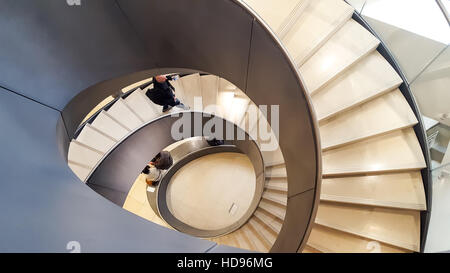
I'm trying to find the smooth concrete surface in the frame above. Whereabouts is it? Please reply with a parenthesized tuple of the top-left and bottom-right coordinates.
(167, 153, 256, 231)
(0, 87, 216, 252)
(0, 0, 151, 110)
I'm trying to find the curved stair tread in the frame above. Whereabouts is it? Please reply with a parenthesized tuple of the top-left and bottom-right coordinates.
(90, 110, 130, 141)
(300, 19, 380, 94)
(76, 124, 116, 153)
(243, 0, 308, 35)
(179, 73, 203, 111)
(254, 209, 283, 234)
(315, 202, 421, 251)
(312, 51, 402, 121)
(323, 128, 426, 176)
(68, 140, 103, 168)
(307, 224, 410, 253)
(124, 89, 160, 122)
(283, 0, 354, 66)
(248, 218, 276, 248)
(265, 179, 288, 192)
(301, 245, 322, 253)
(320, 172, 426, 210)
(320, 89, 418, 150)
(262, 191, 287, 206)
(258, 199, 286, 220)
(106, 98, 142, 131)
(265, 164, 287, 177)
(200, 75, 219, 113)
(68, 161, 91, 182)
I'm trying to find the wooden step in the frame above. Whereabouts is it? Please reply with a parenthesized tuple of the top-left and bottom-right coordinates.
(235, 226, 256, 251)
(124, 89, 160, 122)
(307, 224, 410, 253)
(258, 199, 286, 220)
(320, 90, 418, 150)
(243, 0, 309, 36)
(106, 98, 142, 131)
(320, 172, 426, 210)
(323, 128, 426, 176)
(180, 73, 203, 110)
(315, 202, 421, 251)
(68, 160, 92, 182)
(170, 78, 187, 105)
(300, 19, 380, 94)
(301, 245, 322, 253)
(90, 110, 130, 141)
(265, 179, 288, 192)
(76, 124, 116, 153)
(253, 209, 283, 234)
(262, 191, 287, 206)
(249, 218, 276, 247)
(200, 75, 219, 114)
(230, 95, 250, 125)
(247, 220, 272, 252)
(265, 164, 287, 177)
(312, 51, 403, 121)
(68, 140, 104, 168)
(283, 0, 354, 66)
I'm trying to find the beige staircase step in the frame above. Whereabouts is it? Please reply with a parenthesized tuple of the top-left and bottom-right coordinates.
(90, 110, 130, 141)
(315, 202, 421, 251)
(262, 191, 287, 206)
(320, 90, 418, 150)
(229, 94, 250, 125)
(235, 226, 257, 251)
(312, 51, 402, 121)
(243, 0, 308, 35)
(124, 89, 160, 122)
(180, 73, 203, 111)
(68, 161, 92, 182)
(106, 98, 142, 131)
(320, 172, 426, 210)
(254, 209, 283, 234)
(68, 140, 104, 168)
(301, 245, 322, 253)
(265, 164, 287, 177)
(265, 179, 288, 192)
(259, 199, 286, 220)
(300, 19, 380, 94)
(216, 90, 235, 120)
(76, 124, 116, 153)
(249, 218, 276, 247)
(170, 78, 187, 105)
(284, 0, 354, 66)
(323, 128, 426, 176)
(307, 224, 410, 253)
(200, 75, 219, 113)
(246, 220, 272, 252)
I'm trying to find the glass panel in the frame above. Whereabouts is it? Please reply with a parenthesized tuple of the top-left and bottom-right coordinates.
(361, 0, 450, 82)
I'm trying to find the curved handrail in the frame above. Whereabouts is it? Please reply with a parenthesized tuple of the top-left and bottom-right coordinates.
(153, 141, 264, 238)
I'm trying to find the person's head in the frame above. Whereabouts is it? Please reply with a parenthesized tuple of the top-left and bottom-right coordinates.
(153, 151, 173, 170)
(155, 75, 167, 83)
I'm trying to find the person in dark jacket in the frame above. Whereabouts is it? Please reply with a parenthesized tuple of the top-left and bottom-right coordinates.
(144, 74, 189, 113)
(141, 151, 173, 186)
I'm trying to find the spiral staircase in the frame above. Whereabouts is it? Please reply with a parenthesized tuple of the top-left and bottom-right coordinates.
(0, 0, 431, 253)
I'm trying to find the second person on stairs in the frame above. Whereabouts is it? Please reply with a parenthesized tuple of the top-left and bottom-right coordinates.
(144, 74, 190, 113)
